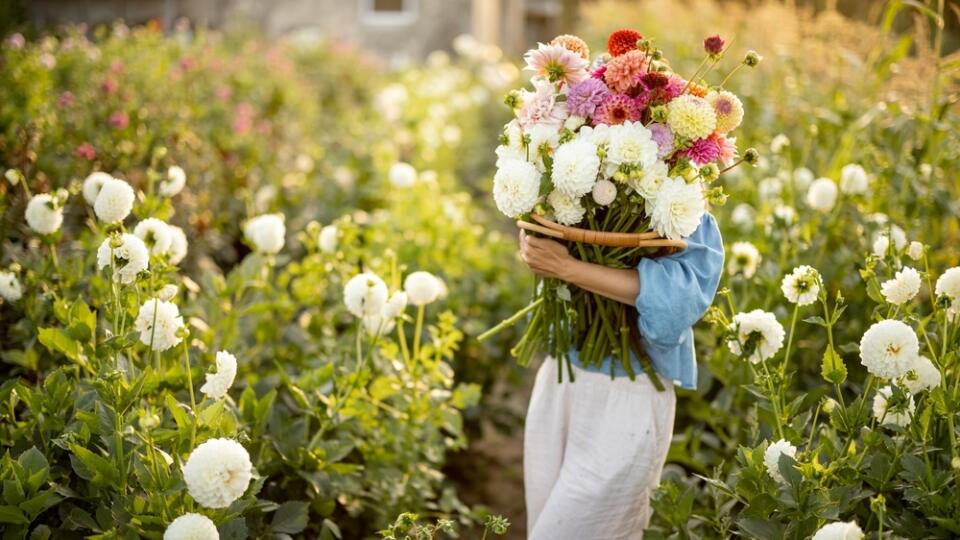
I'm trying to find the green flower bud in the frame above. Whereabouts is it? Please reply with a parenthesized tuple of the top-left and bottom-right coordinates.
(822, 397, 837, 413)
(743, 148, 760, 165)
(744, 50, 762, 67)
(650, 105, 668, 123)
(700, 163, 720, 182)
(503, 89, 521, 109)
(651, 49, 663, 60)
(705, 186, 728, 205)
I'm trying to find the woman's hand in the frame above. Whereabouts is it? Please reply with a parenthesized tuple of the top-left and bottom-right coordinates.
(518, 230, 576, 280)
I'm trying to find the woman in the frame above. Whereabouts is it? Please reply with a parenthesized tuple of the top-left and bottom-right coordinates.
(518, 211, 724, 539)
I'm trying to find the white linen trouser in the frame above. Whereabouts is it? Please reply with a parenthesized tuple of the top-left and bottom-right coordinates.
(523, 357, 676, 540)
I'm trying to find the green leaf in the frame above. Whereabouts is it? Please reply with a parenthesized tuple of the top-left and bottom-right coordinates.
(820, 345, 847, 385)
(220, 518, 249, 540)
(38, 328, 82, 363)
(0, 505, 28, 524)
(69, 445, 118, 487)
(18, 447, 48, 491)
(369, 376, 397, 401)
(271, 501, 309, 534)
(738, 517, 781, 539)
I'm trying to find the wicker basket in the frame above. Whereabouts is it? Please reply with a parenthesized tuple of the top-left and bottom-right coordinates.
(517, 213, 688, 251)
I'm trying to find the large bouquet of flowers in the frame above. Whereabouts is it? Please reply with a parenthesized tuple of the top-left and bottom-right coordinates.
(480, 29, 760, 385)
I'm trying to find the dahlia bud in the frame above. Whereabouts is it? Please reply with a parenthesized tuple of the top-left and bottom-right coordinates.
(705, 186, 727, 205)
(703, 35, 725, 56)
(651, 49, 663, 60)
(109, 233, 124, 249)
(744, 50, 762, 67)
(870, 494, 886, 515)
(700, 163, 720, 183)
(503, 89, 521, 109)
(4, 168, 22, 186)
(649, 105, 668, 123)
(952, 456, 960, 470)
(743, 148, 760, 165)
(637, 38, 651, 51)
(821, 397, 837, 413)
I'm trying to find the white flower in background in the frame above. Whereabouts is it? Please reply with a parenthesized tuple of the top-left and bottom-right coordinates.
(0, 271, 22, 302)
(183, 438, 253, 509)
(343, 272, 388, 317)
(880, 266, 921, 305)
(167, 225, 188, 265)
(666, 94, 717, 140)
(629, 160, 669, 208)
(872, 385, 915, 427)
(907, 241, 924, 261)
(551, 138, 600, 197)
(859, 319, 918, 379)
(25, 193, 64, 235)
(806, 177, 838, 212)
(133, 218, 173, 255)
(375, 83, 408, 122)
(792, 167, 814, 190)
(493, 159, 541, 218)
(157, 284, 179, 301)
(839, 164, 869, 194)
(200, 351, 238, 400)
(780, 265, 822, 306)
(901, 355, 941, 394)
(82, 171, 113, 204)
(362, 314, 396, 337)
(134, 298, 184, 352)
(872, 225, 907, 257)
(318, 224, 338, 253)
(763, 439, 798, 483)
(650, 177, 705, 240)
(547, 190, 586, 226)
(163, 513, 219, 540)
(160, 165, 186, 197)
(727, 310, 785, 363)
(434, 276, 449, 299)
(388, 162, 417, 188)
(97, 234, 149, 284)
(727, 242, 761, 278)
(730, 203, 755, 231)
(591, 179, 617, 206)
(757, 177, 782, 201)
(811, 521, 864, 540)
(384, 291, 408, 318)
(773, 203, 797, 225)
(94, 178, 135, 223)
(770, 133, 790, 154)
(604, 121, 658, 177)
(404, 271, 441, 306)
(934, 267, 960, 301)
(243, 214, 285, 254)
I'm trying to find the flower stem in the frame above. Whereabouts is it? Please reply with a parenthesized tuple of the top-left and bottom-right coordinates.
(182, 340, 197, 449)
(413, 305, 425, 360)
(477, 298, 544, 341)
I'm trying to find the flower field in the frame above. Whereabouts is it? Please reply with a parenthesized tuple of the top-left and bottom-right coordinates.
(1, 0, 959, 538)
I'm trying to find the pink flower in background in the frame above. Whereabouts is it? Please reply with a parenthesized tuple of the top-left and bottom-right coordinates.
(648, 123, 675, 158)
(102, 77, 119, 95)
(256, 120, 273, 135)
(233, 102, 254, 135)
(7, 33, 25, 50)
(704, 35, 725, 55)
(110, 61, 125, 73)
(58, 91, 76, 108)
(215, 85, 233, 101)
(179, 56, 196, 71)
(594, 93, 640, 125)
(75, 143, 97, 160)
(679, 136, 721, 166)
(566, 78, 610, 118)
(109, 110, 129, 130)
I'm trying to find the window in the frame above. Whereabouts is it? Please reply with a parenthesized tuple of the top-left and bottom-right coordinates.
(359, 0, 419, 25)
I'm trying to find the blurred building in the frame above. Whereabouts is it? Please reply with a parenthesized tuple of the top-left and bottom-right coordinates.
(23, 0, 567, 60)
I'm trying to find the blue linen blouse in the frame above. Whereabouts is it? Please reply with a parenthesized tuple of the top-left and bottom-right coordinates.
(568, 213, 724, 390)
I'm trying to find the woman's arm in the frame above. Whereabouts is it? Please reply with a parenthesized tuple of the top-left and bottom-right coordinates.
(518, 230, 639, 305)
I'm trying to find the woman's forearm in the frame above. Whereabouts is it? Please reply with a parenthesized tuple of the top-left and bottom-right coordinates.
(560, 258, 640, 306)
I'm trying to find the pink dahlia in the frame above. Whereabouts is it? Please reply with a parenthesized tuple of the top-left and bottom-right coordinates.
(680, 137, 722, 166)
(594, 94, 640, 125)
(603, 50, 646, 94)
(713, 134, 738, 166)
(648, 123, 675, 159)
(591, 65, 607, 80)
(566, 78, 611, 118)
(524, 42, 589, 86)
(517, 79, 568, 129)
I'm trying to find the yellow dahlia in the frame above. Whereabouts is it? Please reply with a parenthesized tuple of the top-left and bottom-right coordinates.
(550, 34, 590, 61)
(666, 94, 717, 140)
(706, 90, 744, 134)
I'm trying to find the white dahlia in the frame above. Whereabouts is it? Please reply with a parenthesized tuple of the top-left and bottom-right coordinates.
(727, 309, 785, 363)
(859, 319, 918, 379)
(243, 214, 285, 254)
(666, 95, 717, 141)
(811, 521, 864, 540)
(551, 138, 600, 197)
(872, 385, 915, 428)
(404, 271, 441, 306)
(343, 272, 389, 317)
(134, 218, 173, 255)
(167, 225, 188, 265)
(160, 165, 187, 197)
(792, 167, 814, 190)
(388, 162, 417, 188)
(649, 177, 705, 240)
(362, 314, 396, 337)
(629, 160, 669, 210)
(134, 298, 184, 352)
(730, 203, 755, 231)
(727, 242, 761, 278)
(591, 179, 617, 206)
(97, 233, 150, 285)
(164, 513, 219, 540)
(157, 284, 179, 301)
(493, 159, 541, 218)
(872, 225, 907, 257)
(546, 190, 586, 226)
(907, 241, 924, 261)
(0, 271, 22, 302)
(935, 267, 960, 301)
(318, 224, 338, 253)
(901, 355, 941, 394)
(769, 134, 790, 154)
(806, 178, 838, 212)
(839, 164, 869, 195)
(604, 121, 658, 177)
(25, 193, 64, 235)
(83, 171, 113, 205)
(183, 438, 253, 509)
(880, 266, 921, 305)
(763, 439, 797, 483)
(383, 291, 408, 318)
(94, 178, 135, 223)
(780, 265, 822, 306)
(200, 351, 237, 400)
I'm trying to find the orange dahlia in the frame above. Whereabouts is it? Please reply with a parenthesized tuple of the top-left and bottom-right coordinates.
(687, 82, 709, 97)
(607, 29, 643, 57)
(603, 50, 646, 93)
(551, 34, 590, 61)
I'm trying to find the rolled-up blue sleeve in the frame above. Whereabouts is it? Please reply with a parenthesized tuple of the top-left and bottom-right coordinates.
(635, 213, 724, 349)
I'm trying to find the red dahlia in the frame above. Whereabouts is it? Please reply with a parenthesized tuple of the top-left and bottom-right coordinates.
(607, 29, 643, 57)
